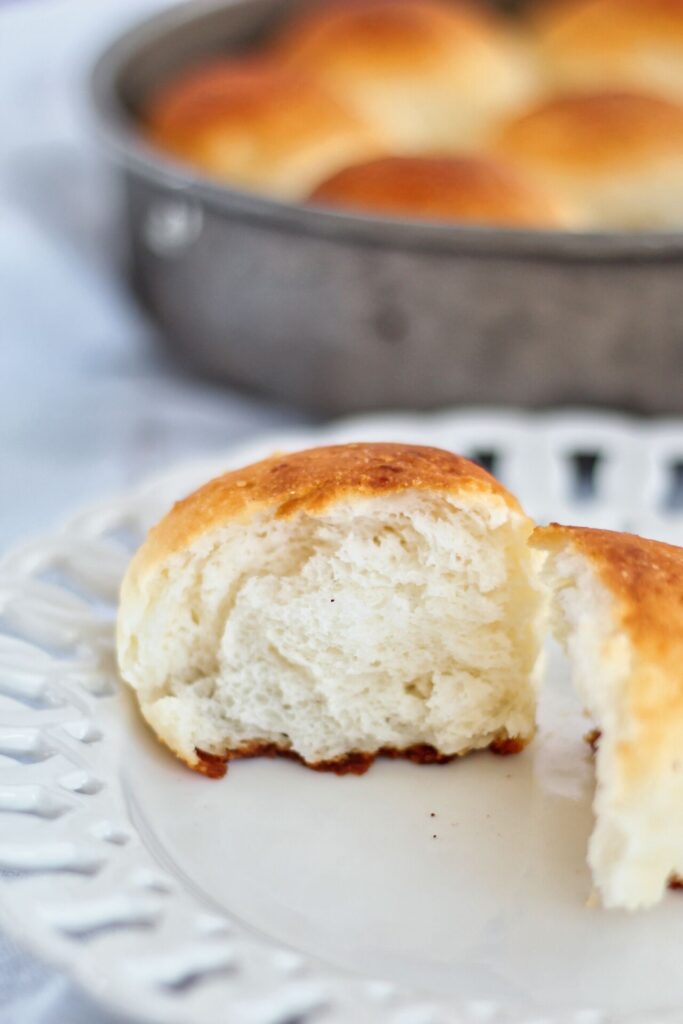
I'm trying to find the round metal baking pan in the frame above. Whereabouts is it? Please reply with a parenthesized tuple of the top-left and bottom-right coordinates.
(91, 0, 683, 414)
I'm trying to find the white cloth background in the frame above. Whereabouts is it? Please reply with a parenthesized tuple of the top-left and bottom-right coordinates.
(0, 1, 309, 1018)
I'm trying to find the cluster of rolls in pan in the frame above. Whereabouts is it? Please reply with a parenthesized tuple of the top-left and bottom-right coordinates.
(144, 0, 683, 231)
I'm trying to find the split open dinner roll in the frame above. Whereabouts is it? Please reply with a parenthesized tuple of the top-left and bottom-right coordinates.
(117, 441, 683, 911)
(534, 0, 683, 101)
(535, 524, 683, 909)
(272, 0, 535, 151)
(493, 89, 683, 229)
(117, 443, 546, 777)
(309, 154, 581, 228)
(144, 57, 384, 199)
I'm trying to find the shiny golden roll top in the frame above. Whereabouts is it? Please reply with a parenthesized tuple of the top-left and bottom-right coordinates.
(534, 0, 683, 101)
(144, 57, 384, 199)
(309, 154, 579, 229)
(272, 0, 536, 150)
(494, 90, 683, 228)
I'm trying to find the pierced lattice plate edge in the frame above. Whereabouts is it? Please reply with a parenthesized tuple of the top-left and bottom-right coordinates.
(1, 408, 683, 1024)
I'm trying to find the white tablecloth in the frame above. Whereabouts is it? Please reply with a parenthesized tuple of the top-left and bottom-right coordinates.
(0, 1, 309, 1018)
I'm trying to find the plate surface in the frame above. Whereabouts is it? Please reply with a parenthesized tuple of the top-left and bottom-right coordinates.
(2, 409, 683, 1024)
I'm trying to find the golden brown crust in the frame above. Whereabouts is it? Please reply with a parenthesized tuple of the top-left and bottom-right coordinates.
(272, 0, 506, 74)
(143, 56, 376, 175)
(193, 734, 527, 778)
(585, 727, 602, 752)
(535, 524, 683, 654)
(533, 524, 683, 783)
(131, 443, 522, 581)
(535, 0, 683, 57)
(309, 155, 573, 227)
(146, 56, 360, 137)
(494, 90, 683, 172)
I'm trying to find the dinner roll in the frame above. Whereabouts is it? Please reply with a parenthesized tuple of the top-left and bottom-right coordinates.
(309, 154, 579, 228)
(272, 0, 535, 151)
(118, 443, 545, 777)
(143, 58, 383, 199)
(534, 0, 683, 101)
(534, 524, 683, 909)
(494, 90, 683, 229)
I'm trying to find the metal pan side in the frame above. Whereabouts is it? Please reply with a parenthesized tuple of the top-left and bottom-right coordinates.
(89, 0, 683, 414)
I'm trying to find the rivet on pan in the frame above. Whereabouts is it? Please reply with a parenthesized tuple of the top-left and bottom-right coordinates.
(143, 198, 203, 257)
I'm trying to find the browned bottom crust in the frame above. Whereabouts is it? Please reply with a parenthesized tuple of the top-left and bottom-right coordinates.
(194, 735, 526, 779)
(585, 728, 602, 753)
(669, 875, 683, 891)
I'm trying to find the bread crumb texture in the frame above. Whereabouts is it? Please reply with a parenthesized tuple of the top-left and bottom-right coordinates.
(534, 524, 683, 909)
(118, 443, 545, 775)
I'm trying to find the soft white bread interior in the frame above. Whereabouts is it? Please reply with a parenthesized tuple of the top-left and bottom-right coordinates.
(117, 443, 546, 777)
(272, 0, 536, 151)
(533, 524, 683, 909)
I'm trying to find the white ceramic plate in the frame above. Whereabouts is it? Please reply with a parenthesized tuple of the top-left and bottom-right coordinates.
(3, 409, 683, 1024)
